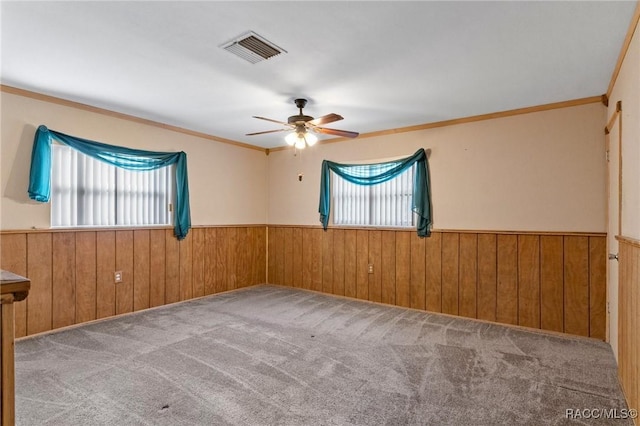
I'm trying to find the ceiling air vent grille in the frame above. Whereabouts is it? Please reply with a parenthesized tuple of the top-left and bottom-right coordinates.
(221, 31, 286, 64)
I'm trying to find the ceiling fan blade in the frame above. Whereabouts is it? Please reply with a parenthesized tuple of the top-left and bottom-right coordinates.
(252, 116, 290, 126)
(246, 128, 289, 136)
(314, 127, 359, 138)
(307, 113, 343, 126)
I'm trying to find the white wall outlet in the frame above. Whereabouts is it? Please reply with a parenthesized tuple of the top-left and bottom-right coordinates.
(114, 271, 123, 283)
(368, 264, 374, 274)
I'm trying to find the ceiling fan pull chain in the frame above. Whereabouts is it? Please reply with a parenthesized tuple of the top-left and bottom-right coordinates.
(295, 144, 304, 182)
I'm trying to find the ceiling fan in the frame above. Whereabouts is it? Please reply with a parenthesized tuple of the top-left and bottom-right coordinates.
(246, 98, 359, 148)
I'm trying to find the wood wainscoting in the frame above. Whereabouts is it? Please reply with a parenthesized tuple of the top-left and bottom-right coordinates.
(618, 236, 639, 413)
(267, 227, 606, 339)
(0, 226, 266, 338)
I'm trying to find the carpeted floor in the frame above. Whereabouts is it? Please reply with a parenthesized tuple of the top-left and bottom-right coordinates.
(15, 285, 631, 425)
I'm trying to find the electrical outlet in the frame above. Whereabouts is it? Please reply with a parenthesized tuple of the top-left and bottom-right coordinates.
(368, 264, 374, 274)
(114, 271, 123, 283)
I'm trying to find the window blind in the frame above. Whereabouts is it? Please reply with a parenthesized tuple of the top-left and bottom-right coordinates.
(51, 144, 173, 227)
(332, 165, 415, 227)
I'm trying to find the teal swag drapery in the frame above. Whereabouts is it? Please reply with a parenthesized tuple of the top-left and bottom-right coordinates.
(319, 148, 432, 237)
(28, 125, 191, 240)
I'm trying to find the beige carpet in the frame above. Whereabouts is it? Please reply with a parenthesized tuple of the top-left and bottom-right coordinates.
(15, 285, 631, 425)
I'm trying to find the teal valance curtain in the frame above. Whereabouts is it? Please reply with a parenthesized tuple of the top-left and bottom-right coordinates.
(319, 148, 432, 237)
(28, 125, 191, 240)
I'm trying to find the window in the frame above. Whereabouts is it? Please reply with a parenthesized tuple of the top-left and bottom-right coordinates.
(319, 148, 430, 237)
(51, 144, 174, 227)
(332, 164, 416, 227)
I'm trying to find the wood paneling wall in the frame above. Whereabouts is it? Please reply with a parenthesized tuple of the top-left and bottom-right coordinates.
(618, 237, 640, 412)
(0, 226, 266, 338)
(0, 225, 607, 341)
(268, 227, 606, 339)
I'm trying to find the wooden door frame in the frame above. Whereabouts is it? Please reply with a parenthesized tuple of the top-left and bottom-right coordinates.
(604, 100, 622, 345)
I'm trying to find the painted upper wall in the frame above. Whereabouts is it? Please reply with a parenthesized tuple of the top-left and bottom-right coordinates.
(0, 92, 268, 230)
(1, 88, 608, 234)
(267, 102, 606, 233)
(609, 19, 640, 241)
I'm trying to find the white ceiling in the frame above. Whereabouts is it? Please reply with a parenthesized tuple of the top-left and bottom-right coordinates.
(1, 1, 636, 149)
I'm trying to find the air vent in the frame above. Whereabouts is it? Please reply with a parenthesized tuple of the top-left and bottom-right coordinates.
(221, 31, 286, 64)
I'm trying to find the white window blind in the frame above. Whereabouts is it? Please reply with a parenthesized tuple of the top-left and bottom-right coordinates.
(51, 144, 174, 227)
(332, 164, 416, 227)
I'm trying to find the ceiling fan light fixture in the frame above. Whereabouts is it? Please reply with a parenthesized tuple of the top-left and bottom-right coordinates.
(286, 130, 318, 148)
(305, 133, 318, 146)
(285, 131, 299, 146)
(248, 98, 358, 147)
